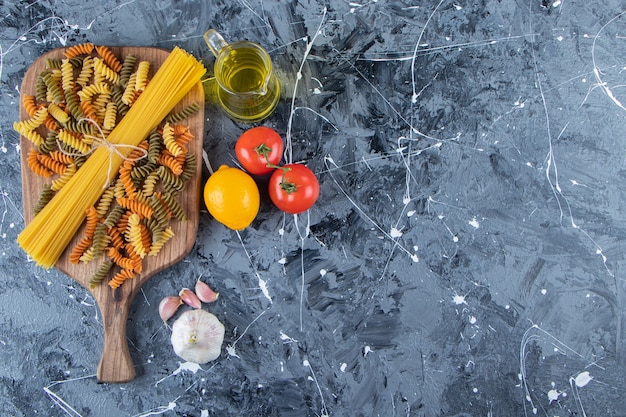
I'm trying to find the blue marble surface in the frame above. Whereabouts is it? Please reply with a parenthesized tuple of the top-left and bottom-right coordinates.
(1, 0, 626, 416)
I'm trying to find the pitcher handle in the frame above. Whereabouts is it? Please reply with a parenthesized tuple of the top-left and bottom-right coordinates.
(204, 29, 229, 57)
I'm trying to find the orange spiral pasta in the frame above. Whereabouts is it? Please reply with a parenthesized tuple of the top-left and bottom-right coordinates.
(37, 153, 67, 175)
(48, 150, 75, 165)
(83, 206, 100, 239)
(63, 42, 94, 59)
(117, 197, 154, 219)
(118, 163, 138, 200)
(108, 268, 135, 289)
(107, 246, 136, 270)
(157, 153, 183, 175)
(96, 45, 123, 72)
(23, 94, 40, 117)
(107, 224, 125, 249)
(79, 100, 98, 121)
(69, 235, 93, 264)
(26, 150, 53, 177)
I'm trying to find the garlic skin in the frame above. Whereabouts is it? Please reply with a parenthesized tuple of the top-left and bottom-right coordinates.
(170, 309, 225, 364)
(195, 279, 219, 303)
(179, 288, 202, 309)
(159, 296, 183, 321)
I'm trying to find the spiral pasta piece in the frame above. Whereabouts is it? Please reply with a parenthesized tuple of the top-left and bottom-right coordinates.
(107, 246, 137, 270)
(125, 213, 147, 258)
(103, 101, 117, 130)
(121, 72, 137, 106)
(63, 42, 94, 59)
(15, 123, 45, 147)
(75, 56, 94, 87)
(47, 102, 70, 124)
(148, 226, 174, 256)
(50, 163, 77, 191)
(58, 129, 91, 154)
(37, 152, 66, 175)
(33, 183, 54, 215)
(117, 197, 154, 219)
(165, 102, 200, 124)
(96, 45, 123, 72)
(93, 57, 120, 84)
(108, 268, 135, 289)
(135, 61, 150, 91)
(161, 122, 183, 157)
(42, 71, 64, 104)
(15, 107, 48, 131)
(88, 260, 114, 289)
(23, 94, 39, 117)
(69, 235, 93, 264)
(157, 153, 184, 176)
(61, 59, 74, 92)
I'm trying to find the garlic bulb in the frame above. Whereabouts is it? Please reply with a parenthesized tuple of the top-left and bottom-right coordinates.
(170, 309, 225, 364)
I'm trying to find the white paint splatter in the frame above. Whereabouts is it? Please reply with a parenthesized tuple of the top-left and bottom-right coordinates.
(468, 217, 480, 229)
(280, 331, 298, 343)
(340, 363, 347, 372)
(574, 371, 593, 387)
(390, 227, 403, 238)
(548, 388, 561, 403)
(469, 315, 477, 324)
(363, 346, 373, 357)
(452, 293, 467, 305)
(319, 268, 327, 276)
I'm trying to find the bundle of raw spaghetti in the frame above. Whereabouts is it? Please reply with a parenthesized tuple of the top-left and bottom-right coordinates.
(17, 46, 206, 268)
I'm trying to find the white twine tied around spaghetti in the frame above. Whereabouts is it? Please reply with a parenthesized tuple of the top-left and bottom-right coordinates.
(58, 118, 148, 188)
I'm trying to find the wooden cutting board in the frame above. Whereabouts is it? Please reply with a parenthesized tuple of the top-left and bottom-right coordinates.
(18, 46, 204, 383)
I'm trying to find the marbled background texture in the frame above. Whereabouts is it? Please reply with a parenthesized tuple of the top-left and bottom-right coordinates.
(1, 0, 626, 416)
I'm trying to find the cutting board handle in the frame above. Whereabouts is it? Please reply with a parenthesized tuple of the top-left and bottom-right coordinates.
(96, 299, 136, 383)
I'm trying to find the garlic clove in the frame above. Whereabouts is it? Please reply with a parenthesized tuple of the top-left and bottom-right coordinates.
(179, 288, 202, 309)
(170, 309, 225, 364)
(159, 296, 183, 321)
(195, 279, 219, 303)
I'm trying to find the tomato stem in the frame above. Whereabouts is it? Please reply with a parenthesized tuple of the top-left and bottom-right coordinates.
(278, 167, 297, 194)
(254, 143, 283, 170)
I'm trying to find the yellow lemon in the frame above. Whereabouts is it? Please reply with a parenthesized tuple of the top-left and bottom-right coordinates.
(203, 165, 260, 230)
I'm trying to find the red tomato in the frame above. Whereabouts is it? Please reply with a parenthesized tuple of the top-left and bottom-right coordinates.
(268, 164, 319, 214)
(235, 126, 284, 175)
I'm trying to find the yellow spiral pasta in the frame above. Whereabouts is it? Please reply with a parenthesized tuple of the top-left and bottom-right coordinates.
(15, 107, 48, 131)
(161, 122, 183, 157)
(148, 226, 174, 256)
(47, 103, 70, 124)
(75, 56, 94, 87)
(93, 57, 120, 85)
(57, 129, 91, 154)
(61, 59, 74, 92)
(50, 163, 77, 191)
(103, 101, 117, 130)
(134, 61, 150, 91)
